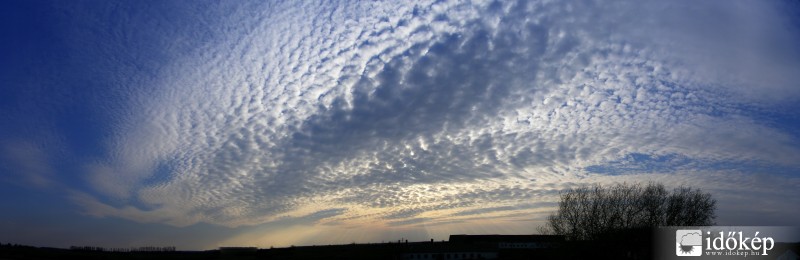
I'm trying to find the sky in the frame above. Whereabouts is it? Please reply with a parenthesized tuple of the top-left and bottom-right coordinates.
(1, 0, 800, 251)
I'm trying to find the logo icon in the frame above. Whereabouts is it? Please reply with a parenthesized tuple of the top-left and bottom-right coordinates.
(676, 230, 702, 256)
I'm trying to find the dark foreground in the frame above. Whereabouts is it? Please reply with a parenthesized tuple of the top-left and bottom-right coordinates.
(2, 234, 798, 260)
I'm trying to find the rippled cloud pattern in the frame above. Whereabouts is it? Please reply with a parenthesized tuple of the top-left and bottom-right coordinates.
(2, 0, 799, 249)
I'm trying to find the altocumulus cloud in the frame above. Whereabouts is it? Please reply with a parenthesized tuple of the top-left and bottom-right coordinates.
(36, 0, 800, 234)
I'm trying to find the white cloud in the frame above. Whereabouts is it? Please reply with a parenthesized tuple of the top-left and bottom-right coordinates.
(74, 0, 800, 232)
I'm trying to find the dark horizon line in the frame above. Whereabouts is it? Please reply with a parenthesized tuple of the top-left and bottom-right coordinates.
(1, 234, 561, 252)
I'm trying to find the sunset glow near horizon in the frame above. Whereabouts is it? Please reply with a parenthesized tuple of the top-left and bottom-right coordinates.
(2, 0, 800, 250)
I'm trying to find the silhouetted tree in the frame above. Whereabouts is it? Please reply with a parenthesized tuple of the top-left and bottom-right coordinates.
(541, 182, 715, 241)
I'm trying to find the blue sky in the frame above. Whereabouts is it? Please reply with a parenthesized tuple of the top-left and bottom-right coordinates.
(2, 0, 800, 250)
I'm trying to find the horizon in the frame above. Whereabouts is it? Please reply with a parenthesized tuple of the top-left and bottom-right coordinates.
(3, 231, 800, 252)
(2, 0, 800, 251)
(2, 233, 559, 251)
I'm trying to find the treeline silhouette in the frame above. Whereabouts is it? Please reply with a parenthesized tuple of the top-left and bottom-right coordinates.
(541, 182, 716, 240)
(539, 182, 717, 259)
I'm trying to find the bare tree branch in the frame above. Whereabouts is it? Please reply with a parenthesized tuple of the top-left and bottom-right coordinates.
(542, 182, 716, 240)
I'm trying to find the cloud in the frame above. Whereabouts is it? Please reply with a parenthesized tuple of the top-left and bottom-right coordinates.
(681, 232, 702, 246)
(58, 0, 800, 231)
(388, 217, 434, 227)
